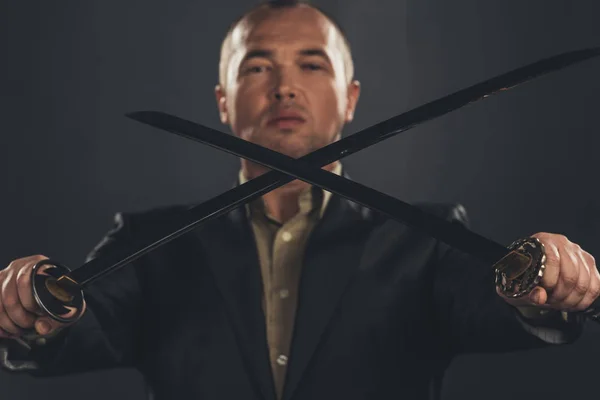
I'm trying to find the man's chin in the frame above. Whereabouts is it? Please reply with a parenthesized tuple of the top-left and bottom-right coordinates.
(276, 144, 315, 159)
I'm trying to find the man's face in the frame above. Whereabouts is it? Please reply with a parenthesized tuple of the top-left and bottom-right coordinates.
(216, 6, 360, 175)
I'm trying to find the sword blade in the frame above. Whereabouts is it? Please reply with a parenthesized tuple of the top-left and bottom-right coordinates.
(65, 47, 599, 288)
(129, 111, 510, 264)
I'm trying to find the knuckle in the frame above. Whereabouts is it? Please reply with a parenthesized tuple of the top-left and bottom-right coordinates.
(545, 245, 560, 265)
(574, 281, 589, 296)
(0, 316, 19, 335)
(532, 232, 547, 240)
(6, 259, 21, 270)
(7, 255, 44, 269)
(559, 299, 575, 310)
(560, 273, 579, 290)
(7, 309, 32, 328)
(2, 296, 19, 311)
(572, 245, 584, 259)
(567, 248, 580, 266)
(590, 276, 600, 295)
(583, 252, 596, 267)
(590, 286, 600, 300)
(15, 272, 28, 288)
(548, 290, 566, 303)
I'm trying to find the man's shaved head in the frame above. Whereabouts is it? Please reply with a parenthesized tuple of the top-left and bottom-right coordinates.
(214, 0, 361, 186)
(218, 0, 355, 89)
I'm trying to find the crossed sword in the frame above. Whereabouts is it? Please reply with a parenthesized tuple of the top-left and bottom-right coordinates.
(20, 48, 600, 338)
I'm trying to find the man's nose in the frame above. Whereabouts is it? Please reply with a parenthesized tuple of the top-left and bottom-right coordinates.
(274, 90, 295, 101)
(272, 70, 296, 101)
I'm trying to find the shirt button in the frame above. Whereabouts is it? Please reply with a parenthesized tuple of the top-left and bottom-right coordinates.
(276, 354, 288, 366)
(281, 231, 293, 242)
(279, 289, 289, 299)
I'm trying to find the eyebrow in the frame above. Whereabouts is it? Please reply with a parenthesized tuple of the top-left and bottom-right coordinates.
(241, 49, 273, 64)
(299, 48, 329, 59)
(299, 48, 332, 64)
(240, 48, 332, 65)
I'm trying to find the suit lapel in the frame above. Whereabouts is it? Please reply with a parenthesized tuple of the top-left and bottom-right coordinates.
(191, 204, 276, 400)
(282, 193, 370, 400)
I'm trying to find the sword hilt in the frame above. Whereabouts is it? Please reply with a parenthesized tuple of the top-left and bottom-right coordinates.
(30, 259, 85, 324)
(494, 237, 600, 322)
(494, 237, 546, 298)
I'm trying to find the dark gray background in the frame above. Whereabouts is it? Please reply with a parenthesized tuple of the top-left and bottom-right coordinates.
(1, 0, 599, 399)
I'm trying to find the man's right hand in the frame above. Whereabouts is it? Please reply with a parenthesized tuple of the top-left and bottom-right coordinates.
(0, 255, 86, 339)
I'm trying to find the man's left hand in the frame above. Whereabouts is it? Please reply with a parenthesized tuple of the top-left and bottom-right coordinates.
(498, 232, 599, 312)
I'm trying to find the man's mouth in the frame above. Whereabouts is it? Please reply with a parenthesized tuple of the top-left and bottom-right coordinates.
(267, 116, 306, 129)
(266, 110, 307, 129)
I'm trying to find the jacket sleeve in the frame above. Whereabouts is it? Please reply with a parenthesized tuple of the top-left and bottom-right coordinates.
(429, 203, 586, 355)
(0, 212, 146, 377)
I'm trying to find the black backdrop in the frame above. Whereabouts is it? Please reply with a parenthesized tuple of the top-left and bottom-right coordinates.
(1, 1, 599, 399)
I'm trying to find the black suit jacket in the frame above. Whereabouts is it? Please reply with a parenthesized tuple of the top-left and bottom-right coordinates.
(21, 191, 584, 400)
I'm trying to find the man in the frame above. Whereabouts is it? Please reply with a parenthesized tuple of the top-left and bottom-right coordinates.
(0, 1, 598, 400)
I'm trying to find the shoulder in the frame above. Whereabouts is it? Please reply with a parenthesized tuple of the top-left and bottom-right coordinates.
(86, 203, 194, 261)
(340, 170, 469, 227)
(110, 204, 193, 234)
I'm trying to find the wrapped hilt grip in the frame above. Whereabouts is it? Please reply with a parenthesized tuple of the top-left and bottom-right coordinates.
(30, 260, 85, 324)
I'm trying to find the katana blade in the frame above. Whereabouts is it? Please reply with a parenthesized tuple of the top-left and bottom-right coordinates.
(130, 110, 511, 264)
(58, 47, 598, 290)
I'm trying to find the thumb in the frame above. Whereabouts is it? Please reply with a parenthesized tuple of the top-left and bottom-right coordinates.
(34, 317, 66, 336)
(496, 285, 549, 307)
(33, 301, 86, 336)
(528, 286, 548, 306)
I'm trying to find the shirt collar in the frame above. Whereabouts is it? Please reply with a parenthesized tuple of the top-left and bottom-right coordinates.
(238, 162, 342, 220)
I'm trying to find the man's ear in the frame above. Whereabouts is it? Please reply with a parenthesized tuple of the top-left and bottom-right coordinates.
(215, 84, 229, 125)
(344, 80, 361, 123)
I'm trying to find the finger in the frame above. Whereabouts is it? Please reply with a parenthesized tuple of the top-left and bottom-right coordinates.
(495, 286, 552, 309)
(7, 255, 48, 273)
(0, 294, 24, 336)
(550, 244, 587, 307)
(34, 316, 68, 336)
(33, 300, 84, 336)
(571, 251, 600, 311)
(15, 260, 45, 316)
(0, 269, 36, 332)
(0, 326, 18, 339)
(583, 251, 599, 282)
(548, 241, 579, 304)
(538, 237, 561, 293)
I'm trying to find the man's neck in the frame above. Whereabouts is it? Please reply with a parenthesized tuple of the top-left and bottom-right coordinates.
(241, 160, 340, 224)
(261, 185, 307, 224)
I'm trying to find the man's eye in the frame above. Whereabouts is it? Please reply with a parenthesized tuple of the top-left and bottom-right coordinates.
(302, 63, 324, 71)
(245, 65, 268, 74)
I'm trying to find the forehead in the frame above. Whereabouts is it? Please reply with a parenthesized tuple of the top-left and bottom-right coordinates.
(233, 6, 340, 53)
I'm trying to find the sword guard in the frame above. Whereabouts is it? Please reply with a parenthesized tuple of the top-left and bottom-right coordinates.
(30, 259, 85, 324)
(493, 237, 546, 298)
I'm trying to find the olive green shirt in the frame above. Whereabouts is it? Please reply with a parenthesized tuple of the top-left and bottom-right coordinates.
(239, 163, 340, 399)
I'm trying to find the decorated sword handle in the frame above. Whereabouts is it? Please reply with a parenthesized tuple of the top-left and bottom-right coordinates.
(493, 237, 600, 322)
(494, 237, 546, 298)
(0, 260, 85, 369)
(29, 259, 85, 324)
